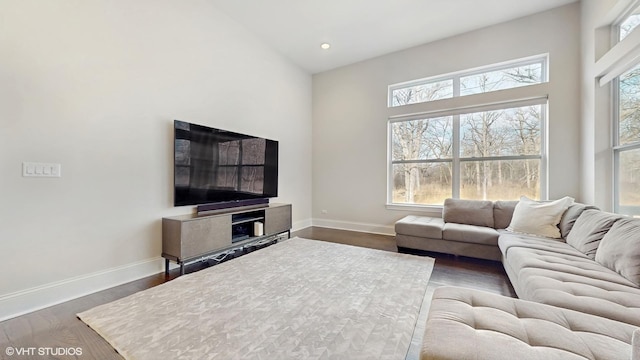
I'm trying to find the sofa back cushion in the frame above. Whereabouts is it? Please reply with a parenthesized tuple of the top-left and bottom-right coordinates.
(506, 196, 574, 239)
(566, 209, 620, 259)
(442, 198, 494, 228)
(493, 201, 519, 229)
(558, 203, 599, 239)
(595, 217, 640, 286)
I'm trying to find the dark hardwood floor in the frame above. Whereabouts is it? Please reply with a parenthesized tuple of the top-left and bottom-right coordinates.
(0, 227, 515, 360)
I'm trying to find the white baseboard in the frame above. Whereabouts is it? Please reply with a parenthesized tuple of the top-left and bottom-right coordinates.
(0, 219, 388, 322)
(292, 218, 313, 232)
(0, 257, 164, 322)
(312, 218, 395, 236)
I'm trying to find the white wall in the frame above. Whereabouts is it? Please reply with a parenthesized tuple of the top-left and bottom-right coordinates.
(0, 0, 312, 320)
(312, 3, 581, 233)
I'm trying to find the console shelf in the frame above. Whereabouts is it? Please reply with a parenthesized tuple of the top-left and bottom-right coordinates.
(162, 203, 292, 275)
(232, 215, 265, 225)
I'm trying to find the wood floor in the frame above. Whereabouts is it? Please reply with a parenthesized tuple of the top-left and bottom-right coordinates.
(0, 227, 515, 360)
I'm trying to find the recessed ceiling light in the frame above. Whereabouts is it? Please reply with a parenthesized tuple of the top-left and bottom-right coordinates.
(320, 43, 331, 50)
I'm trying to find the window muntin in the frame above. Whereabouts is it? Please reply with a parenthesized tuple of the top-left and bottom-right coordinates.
(389, 56, 547, 107)
(389, 103, 544, 206)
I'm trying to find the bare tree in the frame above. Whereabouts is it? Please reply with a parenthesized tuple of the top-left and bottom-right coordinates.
(392, 82, 452, 202)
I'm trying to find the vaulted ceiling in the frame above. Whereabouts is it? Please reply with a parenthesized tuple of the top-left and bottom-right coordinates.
(210, 0, 578, 73)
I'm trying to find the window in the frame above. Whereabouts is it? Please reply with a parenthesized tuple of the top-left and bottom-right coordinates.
(390, 79, 453, 107)
(389, 56, 546, 107)
(614, 64, 640, 215)
(613, 7, 640, 216)
(619, 12, 640, 41)
(388, 56, 547, 206)
(390, 103, 545, 205)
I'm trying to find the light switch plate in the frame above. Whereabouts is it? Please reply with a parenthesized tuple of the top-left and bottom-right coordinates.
(23, 162, 61, 177)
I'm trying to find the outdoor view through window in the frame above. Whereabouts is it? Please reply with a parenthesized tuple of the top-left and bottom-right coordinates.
(612, 10, 640, 216)
(618, 65, 640, 215)
(389, 57, 546, 206)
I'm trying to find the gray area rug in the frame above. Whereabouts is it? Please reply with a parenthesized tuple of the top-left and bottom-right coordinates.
(78, 237, 435, 360)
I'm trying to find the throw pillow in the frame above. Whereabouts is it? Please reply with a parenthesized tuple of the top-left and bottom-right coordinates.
(506, 196, 574, 238)
(595, 217, 640, 286)
(565, 209, 621, 259)
(442, 198, 494, 228)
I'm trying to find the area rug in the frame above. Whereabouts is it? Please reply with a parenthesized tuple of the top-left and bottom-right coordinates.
(78, 237, 435, 360)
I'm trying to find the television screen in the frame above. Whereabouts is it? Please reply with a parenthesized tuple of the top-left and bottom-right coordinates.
(174, 120, 278, 206)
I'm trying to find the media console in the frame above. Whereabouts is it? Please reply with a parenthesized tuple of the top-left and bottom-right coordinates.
(162, 203, 292, 275)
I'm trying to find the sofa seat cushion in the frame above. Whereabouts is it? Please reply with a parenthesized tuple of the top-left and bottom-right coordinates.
(501, 237, 640, 326)
(443, 223, 499, 245)
(394, 215, 443, 239)
(504, 246, 636, 287)
(515, 269, 640, 326)
(422, 286, 635, 360)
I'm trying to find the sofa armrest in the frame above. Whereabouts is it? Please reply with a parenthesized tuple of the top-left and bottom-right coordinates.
(395, 215, 444, 239)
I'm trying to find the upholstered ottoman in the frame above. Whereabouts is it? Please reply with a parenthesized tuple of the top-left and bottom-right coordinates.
(422, 286, 636, 360)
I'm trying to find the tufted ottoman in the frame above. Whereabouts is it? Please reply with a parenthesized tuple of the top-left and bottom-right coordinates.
(421, 286, 637, 360)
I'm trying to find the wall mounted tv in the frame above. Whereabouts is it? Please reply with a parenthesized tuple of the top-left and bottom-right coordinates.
(173, 120, 278, 207)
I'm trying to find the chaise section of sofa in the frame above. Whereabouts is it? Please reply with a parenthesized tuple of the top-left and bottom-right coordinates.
(421, 286, 637, 360)
(499, 209, 640, 326)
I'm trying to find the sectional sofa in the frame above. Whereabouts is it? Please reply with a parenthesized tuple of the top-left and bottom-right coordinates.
(395, 198, 640, 360)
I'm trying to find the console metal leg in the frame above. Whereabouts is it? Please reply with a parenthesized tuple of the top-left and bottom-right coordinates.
(180, 263, 185, 276)
(165, 258, 170, 275)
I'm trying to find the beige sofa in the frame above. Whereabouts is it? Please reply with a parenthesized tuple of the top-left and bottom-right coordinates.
(395, 199, 640, 360)
(395, 198, 589, 261)
(395, 199, 519, 261)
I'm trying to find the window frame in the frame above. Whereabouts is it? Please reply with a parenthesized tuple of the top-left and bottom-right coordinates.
(612, 8, 640, 215)
(388, 54, 548, 108)
(386, 55, 549, 209)
(612, 67, 640, 214)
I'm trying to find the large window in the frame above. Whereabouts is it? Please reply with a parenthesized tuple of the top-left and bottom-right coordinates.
(614, 64, 640, 215)
(388, 56, 547, 206)
(613, 7, 640, 216)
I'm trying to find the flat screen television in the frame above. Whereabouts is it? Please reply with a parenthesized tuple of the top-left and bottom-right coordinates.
(173, 120, 278, 207)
